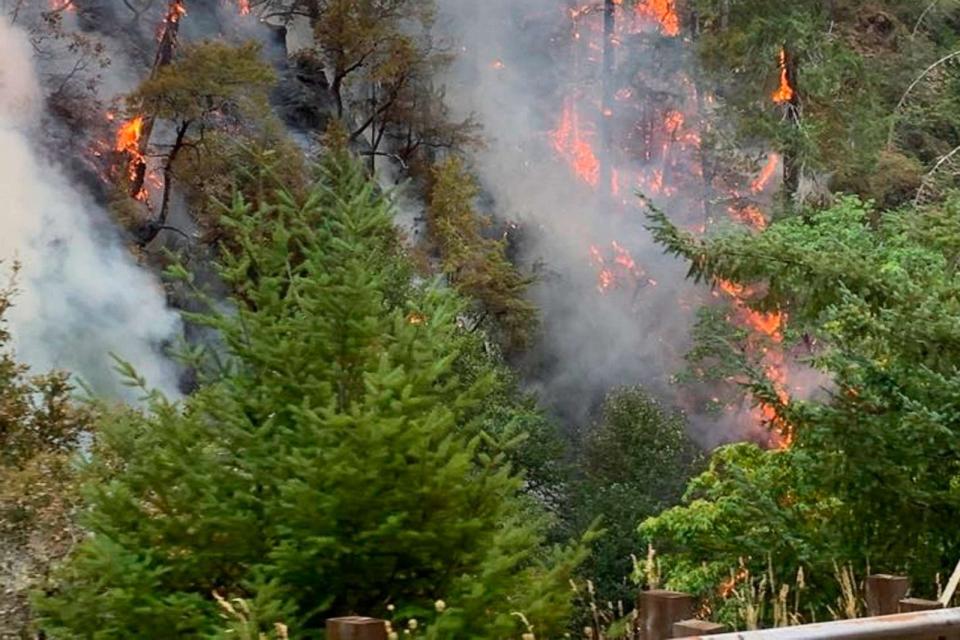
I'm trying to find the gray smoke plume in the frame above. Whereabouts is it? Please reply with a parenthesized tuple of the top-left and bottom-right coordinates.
(0, 18, 182, 398)
(435, 0, 724, 438)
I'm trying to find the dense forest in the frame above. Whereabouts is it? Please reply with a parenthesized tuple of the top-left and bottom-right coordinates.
(2, 0, 960, 637)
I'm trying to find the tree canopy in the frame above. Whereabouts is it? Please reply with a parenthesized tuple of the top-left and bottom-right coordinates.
(641, 193, 960, 623)
(35, 154, 584, 639)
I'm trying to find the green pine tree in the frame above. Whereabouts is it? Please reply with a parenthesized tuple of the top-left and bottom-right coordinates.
(35, 153, 583, 639)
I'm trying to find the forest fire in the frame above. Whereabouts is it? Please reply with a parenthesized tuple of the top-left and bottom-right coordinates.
(115, 116, 144, 156)
(164, 0, 186, 25)
(716, 280, 793, 448)
(551, 96, 600, 186)
(633, 0, 680, 36)
(550, 0, 793, 446)
(590, 241, 652, 292)
(730, 204, 768, 230)
(551, 0, 695, 195)
(114, 115, 146, 192)
(720, 565, 751, 598)
(48, 0, 75, 11)
(237, 0, 250, 15)
(751, 153, 780, 193)
(772, 47, 795, 104)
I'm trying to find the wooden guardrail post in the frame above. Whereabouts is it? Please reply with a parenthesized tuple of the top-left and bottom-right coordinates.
(639, 590, 694, 640)
(326, 616, 388, 640)
(672, 619, 727, 637)
(866, 574, 910, 616)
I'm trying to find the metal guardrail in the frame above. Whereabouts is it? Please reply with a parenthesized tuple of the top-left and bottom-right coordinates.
(692, 607, 960, 640)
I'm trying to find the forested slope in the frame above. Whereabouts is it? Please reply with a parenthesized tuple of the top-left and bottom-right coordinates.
(2, 0, 960, 638)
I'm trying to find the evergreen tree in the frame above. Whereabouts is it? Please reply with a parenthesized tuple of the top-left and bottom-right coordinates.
(426, 157, 537, 352)
(36, 153, 582, 639)
(566, 387, 703, 608)
(641, 194, 960, 623)
(691, 0, 960, 206)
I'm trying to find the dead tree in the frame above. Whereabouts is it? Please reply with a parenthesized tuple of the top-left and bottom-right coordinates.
(599, 0, 616, 196)
(778, 44, 802, 200)
(129, 0, 185, 199)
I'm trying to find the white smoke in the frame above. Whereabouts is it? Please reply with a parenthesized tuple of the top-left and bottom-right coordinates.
(0, 19, 181, 398)
(436, 0, 713, 434)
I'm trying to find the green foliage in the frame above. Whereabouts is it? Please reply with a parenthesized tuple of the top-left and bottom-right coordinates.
(0, 266, 90, 637)
(640, 444, 838, 625)
(643, 193, 960, 622)
(693, 0, 960, 204)
(174, 131, 308, 244)
(568, 387, 704, 607)
(35, 154, 583, 639)
(427, 157, 538, 352)
(130, 40, 275, 123)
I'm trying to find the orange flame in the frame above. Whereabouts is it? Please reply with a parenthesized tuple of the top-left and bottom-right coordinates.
(114, 115, 148, 200)
(115, 116, 144, 157)
(634, 0, 680, 37)
(772, 47, 795, 104)
(750, 153, 780, 194)
(590, 242, 645, 292)
(720, 566, 750, 598)
(238, 0, 250, 14)
(551, 97, 600, 186)
(167, 0, 187, 23)
(718, 278, 792, 447)
(729, 205, 768, 230)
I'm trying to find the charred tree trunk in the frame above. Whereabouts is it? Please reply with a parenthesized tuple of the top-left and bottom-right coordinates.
(136, 118, 191, 246)
(600, 0, 615, 197)
(367, 83, 377, 173)
(332, 71, 345, 119)
(129, 0, 185, 199)
(780, 44, 802, 201)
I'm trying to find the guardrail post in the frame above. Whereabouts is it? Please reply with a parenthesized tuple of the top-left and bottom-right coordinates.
(866, 574, 910, 616)
(326, 616, 388, 640)
(672, 619, 726, 637)
(639, 590, 694, 640)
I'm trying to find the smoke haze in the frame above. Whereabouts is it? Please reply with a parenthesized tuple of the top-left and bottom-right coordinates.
(435, 0, 721, 438)
(0, 19, 181, 397)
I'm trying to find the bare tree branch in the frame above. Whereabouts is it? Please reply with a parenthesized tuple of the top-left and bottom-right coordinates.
(887, 49, 960, 148)
(912, 0, 942, 37)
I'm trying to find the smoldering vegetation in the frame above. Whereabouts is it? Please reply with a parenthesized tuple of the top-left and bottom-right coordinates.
(0, 17, 181, 398)
(434, 0, 745, 442)
(1, 0, 803, 442)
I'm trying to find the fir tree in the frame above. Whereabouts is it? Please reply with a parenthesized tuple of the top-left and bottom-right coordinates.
(36, 153, 582, 639)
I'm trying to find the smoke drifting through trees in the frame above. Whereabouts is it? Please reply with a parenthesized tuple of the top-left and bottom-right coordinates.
(435, 0, 745, 441)
(0, 20, 180, 397)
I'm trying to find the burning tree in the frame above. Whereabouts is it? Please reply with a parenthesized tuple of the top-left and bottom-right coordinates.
(642, 192, 960, 623)
(120, 40, 274, 244)
(684, 0, 957, 208)
(116, 0, 187, 203)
